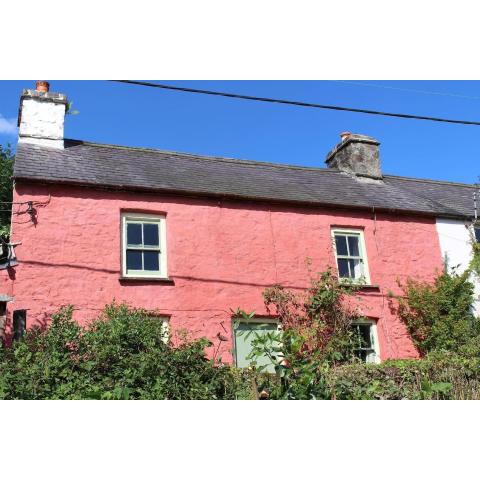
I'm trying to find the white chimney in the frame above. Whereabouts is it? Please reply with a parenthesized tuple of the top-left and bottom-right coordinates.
(18, 81, 68, 149)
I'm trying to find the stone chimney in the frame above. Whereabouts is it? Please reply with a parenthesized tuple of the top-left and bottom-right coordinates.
(325, 132, 382, 180)
(18, 81, 68, 149)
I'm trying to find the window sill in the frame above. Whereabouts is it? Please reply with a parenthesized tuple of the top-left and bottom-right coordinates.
(342, 283, 380, 292)
(119, 276, 175, 285)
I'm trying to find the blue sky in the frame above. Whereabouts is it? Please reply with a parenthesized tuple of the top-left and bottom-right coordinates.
(1, 80, 479, 183)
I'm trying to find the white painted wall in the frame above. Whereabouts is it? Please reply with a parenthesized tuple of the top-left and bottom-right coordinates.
(18, 96, 66, 149)
(436, 218, 480, 314)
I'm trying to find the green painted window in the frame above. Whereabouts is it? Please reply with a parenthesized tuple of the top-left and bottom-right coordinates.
(234, 321, 279, 373)
(475, 226, 480, 243)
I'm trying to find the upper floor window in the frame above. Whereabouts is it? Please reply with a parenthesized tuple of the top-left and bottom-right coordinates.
(332, 228, 370, 283)
(121, 213, 167, 278)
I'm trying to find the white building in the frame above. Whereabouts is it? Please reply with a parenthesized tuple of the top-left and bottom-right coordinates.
(436, 218, 480, 315)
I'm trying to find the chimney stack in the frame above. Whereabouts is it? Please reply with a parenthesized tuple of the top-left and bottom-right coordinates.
(325, 133, 383, 180)
(18, 81, 68, 149)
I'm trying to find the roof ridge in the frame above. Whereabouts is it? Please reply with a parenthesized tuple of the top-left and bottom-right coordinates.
(64, 138, 342, 173)
(385, 173, 475, 188)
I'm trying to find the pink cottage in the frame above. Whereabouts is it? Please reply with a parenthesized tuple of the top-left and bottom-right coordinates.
(0, 84, 476, 365)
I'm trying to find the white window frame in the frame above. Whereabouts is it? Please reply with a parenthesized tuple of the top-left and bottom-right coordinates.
(121, 213, 168, 278)
(331, 228, 371, 284)
(351, 318, 380, 364)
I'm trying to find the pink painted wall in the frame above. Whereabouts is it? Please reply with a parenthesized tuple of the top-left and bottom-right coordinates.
(1, 182, 445, 361)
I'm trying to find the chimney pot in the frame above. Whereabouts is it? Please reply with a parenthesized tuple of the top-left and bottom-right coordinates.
(35, 81, 50, 93)
(340, 131, 351, 142)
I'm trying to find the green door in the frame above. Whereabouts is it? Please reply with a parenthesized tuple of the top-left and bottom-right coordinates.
(234, 321, 279, 373)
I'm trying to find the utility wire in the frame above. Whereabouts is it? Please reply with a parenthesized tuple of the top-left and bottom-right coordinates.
(111, 80, 480, 126)
(333, 80, 480, 101)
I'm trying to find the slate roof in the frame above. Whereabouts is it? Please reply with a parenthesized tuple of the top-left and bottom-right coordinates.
(13, 139, 477, 219)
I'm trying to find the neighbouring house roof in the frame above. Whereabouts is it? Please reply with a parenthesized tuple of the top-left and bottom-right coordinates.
(14, 139, 476, 219)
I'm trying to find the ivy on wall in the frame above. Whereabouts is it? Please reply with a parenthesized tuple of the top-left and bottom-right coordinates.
(469, 226, 480, 277)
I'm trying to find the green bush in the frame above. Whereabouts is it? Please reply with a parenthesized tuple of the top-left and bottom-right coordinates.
(394, 270, 480, 357)
(1, 272, 479, 400)
(328, 352, 480, 400)
(237, 270, 392, 399)
(237, 269, 480, 400)
(240, 353, 480, 400)
(0, 303, 238, 400)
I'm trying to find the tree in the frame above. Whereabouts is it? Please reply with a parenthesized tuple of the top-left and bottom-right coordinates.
(0, 144, 14, 238)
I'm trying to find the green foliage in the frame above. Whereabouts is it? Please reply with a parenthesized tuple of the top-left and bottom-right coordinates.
(237, 268, 480, 400)
(394, 270, 480, 357)
(236, 352, 480, 400)
(0, 144, 14, 238)
(470, 236, 480, 277)
(0, 303, 238, 399)
(237, 269, 370, 399)
(327, 352, 480, 400)
(1, 270, 479, 400)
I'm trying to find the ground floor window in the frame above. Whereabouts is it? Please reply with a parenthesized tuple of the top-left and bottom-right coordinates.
(350, 319, 380, 363)
(159, 317, 170, 343)
(147, 315, 170, 343)
(13, 309, 27, 342)
(233, 319, 280, 373)
(474, 225, 480, 243)
(0, 241, 18, 270)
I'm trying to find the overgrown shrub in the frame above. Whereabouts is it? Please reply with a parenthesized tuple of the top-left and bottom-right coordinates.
(239, 353, 480, 400)
(238, 269, 371, 399)
(239, 269, 480, 399)
(328, 352, 480, 400)
(262, 269, 365, 364)
(0, 303, 238, 400)
(1, 270, 479, 400)
(393, 270, 480, 357)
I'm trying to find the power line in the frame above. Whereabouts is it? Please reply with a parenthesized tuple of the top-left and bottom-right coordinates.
(333, 80, 480, 101)
(110, 80, 480, 126)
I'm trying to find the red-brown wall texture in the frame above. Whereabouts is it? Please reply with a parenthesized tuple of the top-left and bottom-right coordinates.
(1, 182, 445, 361)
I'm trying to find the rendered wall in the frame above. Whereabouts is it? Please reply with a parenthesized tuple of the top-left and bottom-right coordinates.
(0, 182, 446, 361)
(18, 96, 66, 149)
(436, 218, 480, 314)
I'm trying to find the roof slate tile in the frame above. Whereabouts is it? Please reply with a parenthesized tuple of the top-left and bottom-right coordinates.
(13, 139, 476, 219)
